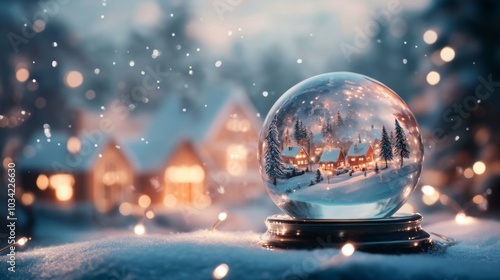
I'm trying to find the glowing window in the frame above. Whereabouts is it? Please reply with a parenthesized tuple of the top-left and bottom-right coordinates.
(49, 174, 75, 201)
(165, 165, 205, 184)
(351, 158, 355, 162)
(226, 119, 250, 132)
(226, 145, 248, 176)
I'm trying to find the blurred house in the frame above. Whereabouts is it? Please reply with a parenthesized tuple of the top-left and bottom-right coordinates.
(19, 86, 263, 212)
(346, 142, 374, 169)
(281, 146, 309, 168)
(19, 132, 134, 212)
(124, 86, 263, 209)
(319, 148, 345, 171)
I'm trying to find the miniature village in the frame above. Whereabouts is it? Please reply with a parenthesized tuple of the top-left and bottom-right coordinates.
(264, 110, 412, 196)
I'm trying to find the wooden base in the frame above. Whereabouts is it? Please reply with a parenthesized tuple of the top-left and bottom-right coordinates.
(260, 213, 433, 254)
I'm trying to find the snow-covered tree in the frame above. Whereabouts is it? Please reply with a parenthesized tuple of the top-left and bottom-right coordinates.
(266, 116, 285, 185)
(283, 128, 291, 150)
(394, 119, 410, 167)
(315, 169, 322, 183)
(294, 120, 301, 145)
(334, 110, 344, 127)
(322, 117, 334, 146)
(379, 126, 393, 168)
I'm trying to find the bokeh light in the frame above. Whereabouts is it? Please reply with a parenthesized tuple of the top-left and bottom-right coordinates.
(423, 29, 438, 44)
(212, 263, 229, 279)
(65, 71, 84, 88)
(472, 161, 486, 175)
(16, 68, 30, 82)
(426, 71, 440, 85)
(440, 46, 455, 62)
(138, 194, 151, 208)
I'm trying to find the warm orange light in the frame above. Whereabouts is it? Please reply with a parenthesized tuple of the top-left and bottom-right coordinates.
(472, 161, 486, 175)
(423, 30, 438, 44)
(36, 174, 49, 191)
(65, 71, 84, 88)
(440, 46, 455, 62)
(55, 184, 73, 201)
(67, 137, 81, 154)
(49, 174, 75, 189)
(226, 119, 250, 132)
(463, 168, 474, 179)
(341, 243, 355, 256)
(119, 202, 133, 216)
(163, 194, 177, 208)
(226, 145, 248, 176)
(134, 223, 146, 235)
(146, 210, 155, 219)
(16, 68, 30, 82)
(212, 264, 229, 279)
(166, 165, 205, 183)
(473, 195, 484, 205)
(426, 71, 440, 85)
(21, 192, 35, 206)
(138, 194, 151, 208)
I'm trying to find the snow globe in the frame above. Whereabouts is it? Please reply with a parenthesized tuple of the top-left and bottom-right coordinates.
(258, 72, 433, 253)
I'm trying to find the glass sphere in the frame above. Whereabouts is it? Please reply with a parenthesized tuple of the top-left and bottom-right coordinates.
(258, 72, 423, 219)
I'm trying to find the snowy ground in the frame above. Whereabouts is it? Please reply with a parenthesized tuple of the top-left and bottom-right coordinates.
(2, 217, 500, 279)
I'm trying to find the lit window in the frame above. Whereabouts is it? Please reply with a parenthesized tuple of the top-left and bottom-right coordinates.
(351, 158, 355, 162)
(165, 165, 205, 183)
(226, 144, 248, 176)
(49, 174, 75, 201)
(226, 119, 250, 132)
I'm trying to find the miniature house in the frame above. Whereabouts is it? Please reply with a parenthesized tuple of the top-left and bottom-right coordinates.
(346, 143, 374, 169)
(19, 132, 134, 213)
(281, 146, 309, 168)
(319, 148, 345, 170)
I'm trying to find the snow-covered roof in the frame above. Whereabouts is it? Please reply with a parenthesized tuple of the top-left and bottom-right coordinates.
(319, 148, 343, 162)
(281, 146, 305, 157)
(347, 143, 371, 157)
(18, 131, 109, 173)
(123, 85, 260, 173)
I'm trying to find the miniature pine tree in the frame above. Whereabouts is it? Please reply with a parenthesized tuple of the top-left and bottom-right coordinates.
(294, 120, 301, 145)
(358, 134, 362, 143)
(283, 128, 291, 150)
(394, 119, 410, 167)
(315, 169, 322, 183)
(379, 125, 393, 168)
(265, 115, 285, 185)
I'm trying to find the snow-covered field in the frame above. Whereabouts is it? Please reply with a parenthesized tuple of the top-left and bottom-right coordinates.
(278, 163, 420, 218)
(2, 217, 500, 279)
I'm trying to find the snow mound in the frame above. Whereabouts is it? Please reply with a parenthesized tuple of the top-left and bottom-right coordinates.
(3, 219, 500, 279)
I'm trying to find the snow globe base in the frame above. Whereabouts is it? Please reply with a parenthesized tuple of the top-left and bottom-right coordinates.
(260, 213, 433, 254)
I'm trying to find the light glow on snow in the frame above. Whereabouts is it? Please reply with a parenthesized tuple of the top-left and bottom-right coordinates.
(218, 212, 228, 221)
(134, 223, 146, 235)
(455, 213, 475, 225)
(212, 263, 229, 279)
(341, 243, 355, 256)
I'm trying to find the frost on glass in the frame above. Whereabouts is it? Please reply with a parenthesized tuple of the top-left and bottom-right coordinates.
(258, 72, 423, 219)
